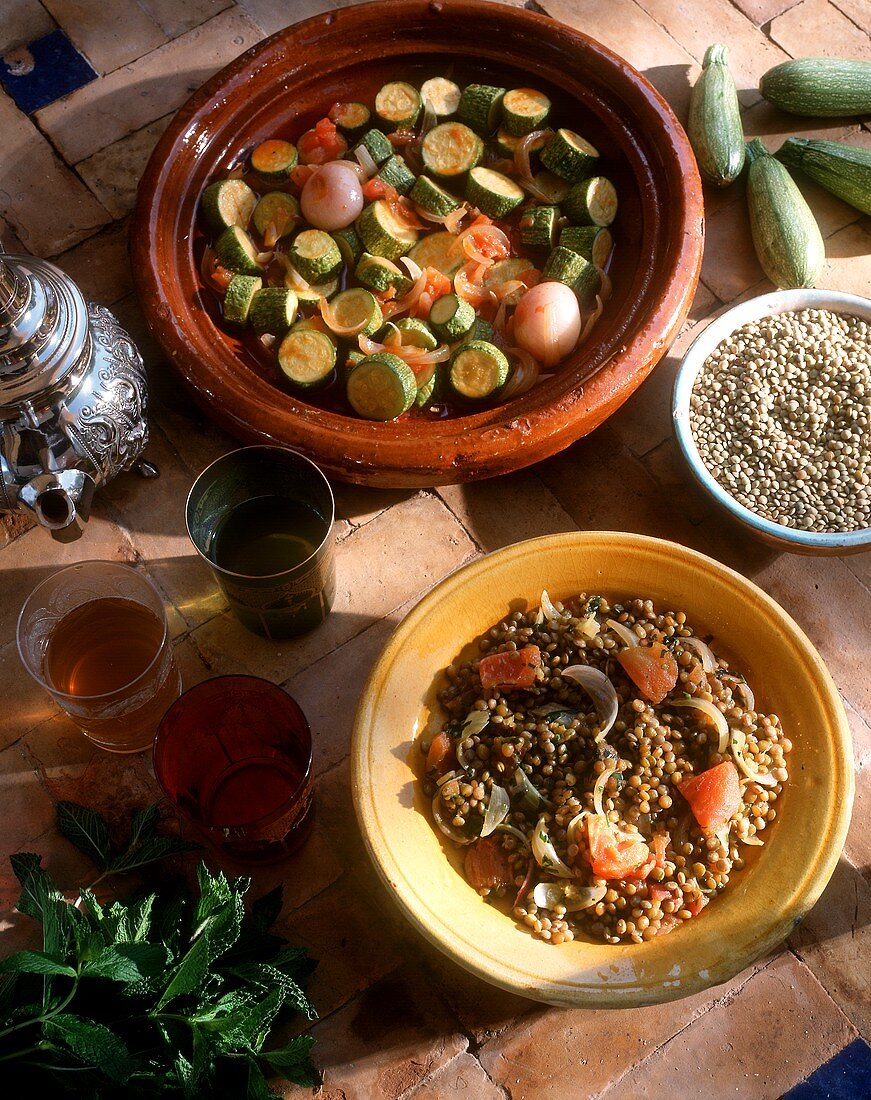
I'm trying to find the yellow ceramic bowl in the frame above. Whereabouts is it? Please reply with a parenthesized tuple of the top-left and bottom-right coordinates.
(351, 533, 854, 1007)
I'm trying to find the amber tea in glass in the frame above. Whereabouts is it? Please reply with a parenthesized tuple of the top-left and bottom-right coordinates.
(186, 446, 335, 639)
(17, 561, 181, 753)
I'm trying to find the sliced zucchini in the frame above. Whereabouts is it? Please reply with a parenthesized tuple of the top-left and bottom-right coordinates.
(573, 258, 603, 302)
(421, 122, 483, 180)
(249, 287, 298, 334)
(357, 199, 418, 260)
(250, 139, 298, 180)
(277, 328, 337, 388)
(329, 101, 371, 137)
(375, 81, 422, 130)
(531, 170, 570, 203)
(420, 77, 462, 118)
(355, 252, 412, 293)
(222, 274, 262, 325)
(376, 154, 416, 195)
(465, 167, 525, 217)
(201, 179, 257, 231)
(450, 340, 509, 400)
(415, 367, 439, 408)
(324, 287, 383, 336)
(251, 192, 299, 240)
(540, 128, 600, 182)
(214, 225, 263, 275)
(291, 317, 328, 333)
(347, 352, 417, 420)
(542, 246, 586, 286)
(467, 317, 495, 343)
(457, 83, 506, 134)
(344, 348, 366, 377)
(408, 230, 463, 276)
(331, 225, 363, 266)
(294, 276, 340, 305)
(562, 176, 618, 226)
(518, 204, 558, 251)
(501, 88, 551, 136)
(353, 128, 394, 167)
(289, 229, 343, 282)
(559, 225, 613, 267)
(495, 129, 549, 159)
(429, 293, 475, 340)
(409, 174, 461, 216)
(483, 258, 536, 305)
(395, 316, 438, 349)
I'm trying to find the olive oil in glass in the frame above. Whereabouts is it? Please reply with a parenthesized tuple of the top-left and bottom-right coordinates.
(210, 496, 325, 576)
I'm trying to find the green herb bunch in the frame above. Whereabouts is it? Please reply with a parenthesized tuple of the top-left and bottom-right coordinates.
(0, 801, 319, 1097)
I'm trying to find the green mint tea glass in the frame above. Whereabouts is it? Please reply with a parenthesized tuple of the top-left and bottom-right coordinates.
(186, 446, 335, 639)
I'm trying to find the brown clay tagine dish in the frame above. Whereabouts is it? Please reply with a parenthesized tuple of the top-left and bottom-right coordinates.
(132, 0, 704, 488)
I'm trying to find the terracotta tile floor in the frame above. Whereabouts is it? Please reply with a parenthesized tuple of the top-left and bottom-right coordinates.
(1, 1, 870, 1096)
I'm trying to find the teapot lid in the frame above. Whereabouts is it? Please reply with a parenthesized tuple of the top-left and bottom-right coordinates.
(0, 253, 89, 411)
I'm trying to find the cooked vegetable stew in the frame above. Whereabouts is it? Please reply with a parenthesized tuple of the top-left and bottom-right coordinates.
(198, 77, 616, 420)
(421, 591, 790, 944)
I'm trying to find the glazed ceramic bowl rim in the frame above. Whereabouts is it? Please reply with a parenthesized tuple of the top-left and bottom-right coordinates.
(351, 531, 854, 1007)
(672, 288, 871, 552)
(130, 0, 703, 487)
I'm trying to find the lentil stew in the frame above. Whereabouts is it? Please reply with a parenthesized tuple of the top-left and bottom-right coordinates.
(420, 591, 791, 945)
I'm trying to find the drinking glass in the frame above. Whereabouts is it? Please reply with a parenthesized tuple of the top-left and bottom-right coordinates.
(17, 560, 181, 753)
(153, 675, 314, 862)
(186, 446, 335, 640)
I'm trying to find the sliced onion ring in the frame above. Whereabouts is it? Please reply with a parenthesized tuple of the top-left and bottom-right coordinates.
(593, 766, 617, 818)
(730, 728, 777, 787)
(682, 636, 717, 673)
(533, 881, 605, 912)
(562, 665, 619, 743)
(432, 793, 476, 845)
(499, 346, 540, 402)
(539, 589, 562, 621)
(668, 698, 730, 754)
(514, 128, 553, 181)
(605, 618, 639, 648)
(353, 144, 378, 177)
(494, 823, 531, 848)
(481, 784, 510, 837)
(531, 815, 574, 878)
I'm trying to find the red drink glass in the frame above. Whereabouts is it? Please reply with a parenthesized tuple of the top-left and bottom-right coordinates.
(154, 675, 314, 862)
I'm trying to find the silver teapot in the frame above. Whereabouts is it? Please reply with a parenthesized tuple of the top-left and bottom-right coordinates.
(0, 247, 149, 541)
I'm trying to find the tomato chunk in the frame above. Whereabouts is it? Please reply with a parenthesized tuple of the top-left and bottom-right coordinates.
(426, 730, 455, 777)
(678, 761, 741, 831)
(298, 118, 347, 164)
(479, 645, 541, 692)
(616, 642, 678, 704)
(464, 835, 514, 890)
(586, 816, 652, 880)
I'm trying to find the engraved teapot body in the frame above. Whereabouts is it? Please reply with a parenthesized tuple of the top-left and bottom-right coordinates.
(0, 251, 148, 541)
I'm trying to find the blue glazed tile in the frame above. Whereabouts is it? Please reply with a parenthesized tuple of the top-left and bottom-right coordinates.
(783, 1038, 871, 1100)
(0, 30, 97, 114)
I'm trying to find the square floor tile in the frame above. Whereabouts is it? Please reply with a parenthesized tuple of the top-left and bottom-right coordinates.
(0, 29, 96, 114)
(784, 1038, 871, 1100)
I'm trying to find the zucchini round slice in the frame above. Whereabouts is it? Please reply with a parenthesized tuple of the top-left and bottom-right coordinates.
(324, 288, 383, 336)
(355, 252, 412, 293)
(415, 367, 439, 408)
(559, 225, 613, 268)
(540, 128, 600, 182)
(347, 352, 417, 420)
(289, 229, 343, 282)
(353, 128, 393, 167)
(375, 81, 423, 130)
(458, 84, 506, 134)
(277, 329, 337, 387)
(421, 122, 483, 180)
(518, 205, 559, 251)
(530, 170, 570, 204)
(251, 192, 299, 240)
(214, 225, 263, 275)
(222, 274, 262, 325)
(542, 246, 587, 286)
(249, 287, 298, 334)
(495, 129, 550, 159)
(449, 340, 509, 400)
(331, 225, 363, 266)
(562, 176, 618, 226)
(294, 276, 341, 305)
(357, 199, 419, 260)
(395, 317, 438, 349)
(250, 139, 298, 180)
(483, 258, 536, 306)
(429, 293, 475, 340)
(466, 167, 525, 218)
(501, 88, 552, 136)
(407, 230, 463, 277)
(421, 77, 462, 119)
(409, 175, 461, 217)
(376, 154, 416, 195)
(201, 179, 257, 231)
(329, 101, 371, 137)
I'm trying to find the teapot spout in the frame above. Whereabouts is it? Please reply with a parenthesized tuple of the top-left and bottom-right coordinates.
(18, 469, 96, 542)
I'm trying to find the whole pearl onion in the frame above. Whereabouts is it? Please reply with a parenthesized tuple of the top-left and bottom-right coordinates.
(300, 162, 364, 230)
(513, 281, 582, 368)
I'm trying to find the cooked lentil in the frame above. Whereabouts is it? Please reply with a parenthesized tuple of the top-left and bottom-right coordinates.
(689, 309, 870, 533)
(421, 592, 790, 945)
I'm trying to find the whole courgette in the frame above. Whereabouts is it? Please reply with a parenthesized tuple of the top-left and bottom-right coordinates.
(760, 58, 871, 117)
(688, 44, 745, 188)
(776, 137, 871, 216)
(745, 138, 824, 289)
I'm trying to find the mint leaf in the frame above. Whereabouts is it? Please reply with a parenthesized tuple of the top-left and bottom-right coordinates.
(127, 894, 156, 942)
(56, 801, 111, 869)
(107, 836, 200, 875)
(83, 942, 168, 982)
(247, 1058, 281, 1099)
(230, 961, 315, 1020)
(262, 1035, 320, 1087)
(157, 933, 213, 1009)
(208, 988, 284, 1053)
(0, 950, 76, 978)
(43, 1013, 136, 1083)
(129, 802, 160, 845)
(10, 853, 69, 958)
(251, 886, 283, 933)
